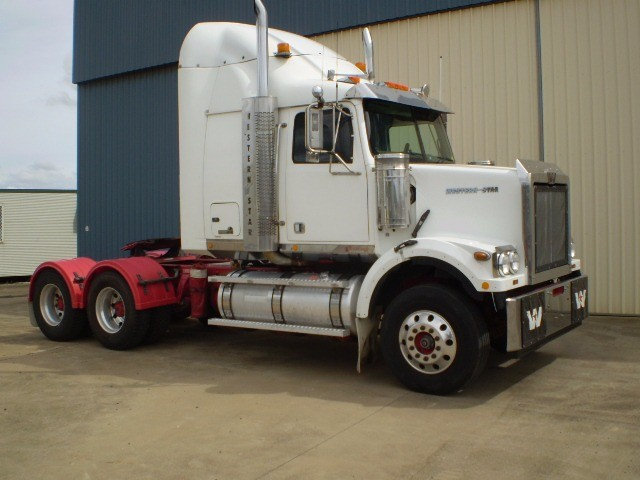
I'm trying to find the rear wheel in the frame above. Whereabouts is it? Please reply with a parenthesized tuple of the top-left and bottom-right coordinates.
(33, 270, 87, 341)
(87, 271, 149, 350)
(381, 284, 489, 395)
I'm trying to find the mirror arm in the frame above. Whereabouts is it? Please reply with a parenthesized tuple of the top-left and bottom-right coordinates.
(329, 152, 360, 176)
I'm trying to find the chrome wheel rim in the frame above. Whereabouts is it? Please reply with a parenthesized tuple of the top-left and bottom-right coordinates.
(39, 284, 65, 326)
(398, 310, 457, 374)
(95, 287, 126, 334)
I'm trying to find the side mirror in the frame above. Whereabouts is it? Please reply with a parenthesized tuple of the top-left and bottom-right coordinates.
(306, 106, 325, 151)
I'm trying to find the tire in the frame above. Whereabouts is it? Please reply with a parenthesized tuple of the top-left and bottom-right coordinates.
(87, 271, 150, 350)
(32, 270, 87, 341)
(380, 284, 489, 395)
(143, 307, 171, 344)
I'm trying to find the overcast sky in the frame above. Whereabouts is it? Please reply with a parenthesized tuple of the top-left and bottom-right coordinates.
(0, 0, 76, 189)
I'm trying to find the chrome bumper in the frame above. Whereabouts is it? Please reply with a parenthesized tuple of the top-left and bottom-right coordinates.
(506, 275, 588, 352)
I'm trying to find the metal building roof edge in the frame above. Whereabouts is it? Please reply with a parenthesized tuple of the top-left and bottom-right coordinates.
(0, 189, 77, 194)
(73, 0, 509, 84)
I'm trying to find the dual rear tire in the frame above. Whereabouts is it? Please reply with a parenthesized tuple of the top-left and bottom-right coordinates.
(32, 271, 87, 341)
(33, 270, 171, 350)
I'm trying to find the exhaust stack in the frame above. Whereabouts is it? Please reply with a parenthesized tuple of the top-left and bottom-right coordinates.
(362, 28, 375, 81)
(254, 0, 269, 96)
(241, 0, 279, 253)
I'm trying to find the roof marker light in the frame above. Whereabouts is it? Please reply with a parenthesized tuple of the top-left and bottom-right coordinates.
(385, 81, 410, 92)
(355, 62, 367, 73)
(275, 42, 292, 58)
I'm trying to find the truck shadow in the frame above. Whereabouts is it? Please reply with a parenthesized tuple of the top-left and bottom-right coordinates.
(5, 319, 557, 408)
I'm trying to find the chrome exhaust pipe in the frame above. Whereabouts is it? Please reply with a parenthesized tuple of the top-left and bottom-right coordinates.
(362, 27, 375, 81)
(254, 0, 269, 96)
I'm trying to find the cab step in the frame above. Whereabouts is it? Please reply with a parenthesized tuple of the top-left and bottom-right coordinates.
(207, 318, 351, 337)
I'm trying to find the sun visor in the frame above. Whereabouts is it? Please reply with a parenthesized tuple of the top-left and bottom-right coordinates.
(344, 83, 453, 114)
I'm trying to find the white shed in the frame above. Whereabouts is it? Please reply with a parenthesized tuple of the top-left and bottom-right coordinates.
(0, 190, 77, 277)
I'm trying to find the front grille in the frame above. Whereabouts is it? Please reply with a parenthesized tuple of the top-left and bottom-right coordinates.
(533, 184, 569, 273)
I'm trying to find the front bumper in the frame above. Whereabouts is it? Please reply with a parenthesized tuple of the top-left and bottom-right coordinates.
(506, 275, 588, 352)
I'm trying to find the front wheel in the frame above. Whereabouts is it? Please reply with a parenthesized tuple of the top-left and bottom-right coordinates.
(381, 284, 489, 395)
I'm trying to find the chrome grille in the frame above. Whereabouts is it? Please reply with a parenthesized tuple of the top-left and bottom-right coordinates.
(533, 184, 569, 273)
(516, 159, 572, 284)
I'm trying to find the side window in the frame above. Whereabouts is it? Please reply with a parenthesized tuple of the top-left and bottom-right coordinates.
(292, 108, 353, 164)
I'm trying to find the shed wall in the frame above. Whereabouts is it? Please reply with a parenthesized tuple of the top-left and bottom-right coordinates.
(312, 0, 540, 167)
(0, 192, 77, 277)
(77, 65, 179, 260)
(539, 0, 640, 315)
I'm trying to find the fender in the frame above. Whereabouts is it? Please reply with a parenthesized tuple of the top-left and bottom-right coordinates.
(356, 237, 525, 319)
(29, 258, 97, 308)
(83, 257, 178, 310)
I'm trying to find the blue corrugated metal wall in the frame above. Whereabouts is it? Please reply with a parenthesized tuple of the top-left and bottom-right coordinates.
(74, 0, 504, 83)
(75, 0, 506, 259)
(77, 65, 179, 259)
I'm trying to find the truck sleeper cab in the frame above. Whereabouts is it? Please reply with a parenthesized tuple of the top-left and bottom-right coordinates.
(28, 1, 588, 395)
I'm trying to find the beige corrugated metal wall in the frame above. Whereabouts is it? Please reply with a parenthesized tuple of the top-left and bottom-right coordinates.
(313, 0, 640, 314)
(0, 192, 77, 276)
(539, 0, 640, 314)
(313, 0, 540, 165)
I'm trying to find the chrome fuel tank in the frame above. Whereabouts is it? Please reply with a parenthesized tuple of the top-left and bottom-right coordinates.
(216, 270, 364, 333)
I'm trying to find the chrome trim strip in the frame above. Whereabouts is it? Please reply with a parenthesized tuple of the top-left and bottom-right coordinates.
(208, 275, 352, 289)
(207, 318, 351, 337)
(279, 244, 375, 255)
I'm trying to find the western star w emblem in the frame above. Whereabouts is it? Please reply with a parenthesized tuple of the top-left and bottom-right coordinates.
(526, 307, 543, 330)
(575, 290, 587, 309)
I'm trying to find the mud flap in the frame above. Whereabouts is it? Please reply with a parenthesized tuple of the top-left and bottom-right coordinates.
(355, 313, 379, 373)
(28, 302, 37, 327)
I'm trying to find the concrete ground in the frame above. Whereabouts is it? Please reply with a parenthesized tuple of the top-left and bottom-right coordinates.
(1, 282, 639, 480)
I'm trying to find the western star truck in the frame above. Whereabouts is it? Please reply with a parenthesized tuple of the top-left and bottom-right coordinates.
(28, 1, 589, 394)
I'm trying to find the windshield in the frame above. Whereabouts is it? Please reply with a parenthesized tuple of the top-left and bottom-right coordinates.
(364, 99, 455, 163)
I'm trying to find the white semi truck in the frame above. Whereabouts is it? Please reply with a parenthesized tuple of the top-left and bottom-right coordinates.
(29, 1, 588, 394)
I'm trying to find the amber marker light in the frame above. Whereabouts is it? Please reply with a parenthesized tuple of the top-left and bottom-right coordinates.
(355, 62, 367, 73)
(473, 251, 491, 261)
(275, 42, 292, 57)
(481, 282, 490, 290)
(385, 81, 410, 91)
(349, 76, 361, 84)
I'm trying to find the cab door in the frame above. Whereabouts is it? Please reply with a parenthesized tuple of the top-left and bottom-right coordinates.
(282, 104, 370, 244)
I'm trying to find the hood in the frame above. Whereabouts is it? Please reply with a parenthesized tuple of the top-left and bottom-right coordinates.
(410, 163, 524, 251)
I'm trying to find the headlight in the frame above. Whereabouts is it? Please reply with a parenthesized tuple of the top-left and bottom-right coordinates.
(495, 252, 511, 277)
(494, 247, 520, 277)
(508, 251, 520, 274)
